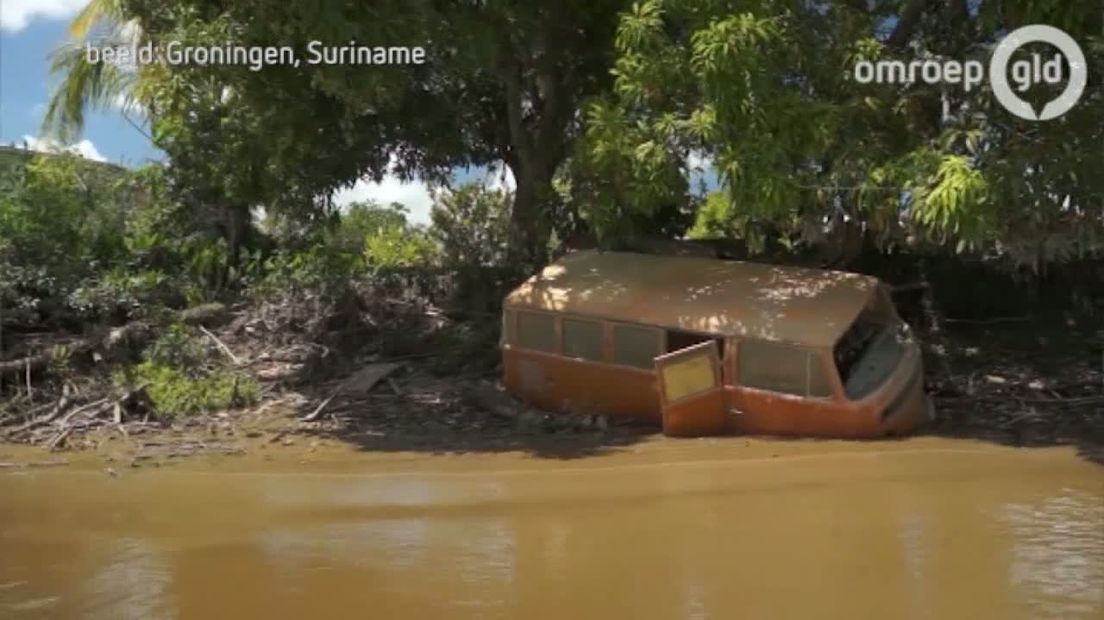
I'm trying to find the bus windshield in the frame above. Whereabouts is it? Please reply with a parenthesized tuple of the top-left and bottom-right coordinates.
(834, 291, 907, 399)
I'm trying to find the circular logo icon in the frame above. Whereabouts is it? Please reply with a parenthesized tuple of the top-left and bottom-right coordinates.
(989, 24, 1087, 120)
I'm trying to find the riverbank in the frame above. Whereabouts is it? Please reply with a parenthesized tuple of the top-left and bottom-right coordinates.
(2, 293, 1102, 466)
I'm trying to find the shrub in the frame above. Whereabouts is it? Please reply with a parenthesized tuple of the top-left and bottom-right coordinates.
(115, 361, 259, 418)
(113, 324, 259, 418)
(364, 223, 438, 268)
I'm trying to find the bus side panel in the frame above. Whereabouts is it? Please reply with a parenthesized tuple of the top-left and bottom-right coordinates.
(722, 344, 928, 438)
(503, 347, 660, 421)
(724, 387, 881, 438)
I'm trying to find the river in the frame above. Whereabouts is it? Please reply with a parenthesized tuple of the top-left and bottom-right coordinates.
(1, 437, 1101, 618)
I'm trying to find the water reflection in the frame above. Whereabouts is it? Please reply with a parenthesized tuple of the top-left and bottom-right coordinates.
(1002, 489, 1104, 618)
(83, 538, 173, 620)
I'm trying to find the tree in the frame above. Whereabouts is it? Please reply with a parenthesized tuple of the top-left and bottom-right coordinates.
(430, 184, 513, 270)
(112, 0, 626, 266)
(43, 0, 140, 142)
(580, 0, 1104, 269)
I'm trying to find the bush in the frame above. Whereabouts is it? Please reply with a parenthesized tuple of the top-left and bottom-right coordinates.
(250, 241, 363, 300)
(113, 324, 259, 418)
(115, 361, 259, 418)
(364, 223, 438, 268)
(68, 267, 174, 319)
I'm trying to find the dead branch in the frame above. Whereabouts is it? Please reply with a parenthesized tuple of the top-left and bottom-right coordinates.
(0, 304, 231, 375)
(300, 362, 405, 422)
(943, 316, 1031, 325)
(0, 459, 68, 469)
(1, 391, 72, 437)
(199, 325, 242, 364)
(46, 425, 74, 451)
(56, 397, 110, 426)
(0, 342, 91, 375)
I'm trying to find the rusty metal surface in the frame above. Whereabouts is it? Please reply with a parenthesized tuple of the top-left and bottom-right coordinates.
(505, 251, 879, 347)
(502, 348, 661, 421)
(502, 339, 928, 438)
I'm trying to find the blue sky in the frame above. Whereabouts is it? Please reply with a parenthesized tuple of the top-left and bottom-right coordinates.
(1, 5, 162, 165)
(0, 0, 447, 221)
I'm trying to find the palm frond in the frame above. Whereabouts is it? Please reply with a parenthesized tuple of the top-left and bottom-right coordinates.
(68, 0, 127, 39)
(43, 40, 136, 142)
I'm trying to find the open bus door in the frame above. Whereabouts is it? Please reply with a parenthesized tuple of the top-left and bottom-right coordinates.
(654, 340, 727, 436)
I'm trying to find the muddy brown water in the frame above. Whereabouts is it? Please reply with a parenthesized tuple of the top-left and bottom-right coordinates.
(1, 438, 1101, 618)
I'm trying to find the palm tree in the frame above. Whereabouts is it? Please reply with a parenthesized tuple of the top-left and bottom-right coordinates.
(43, 0, 146, 143)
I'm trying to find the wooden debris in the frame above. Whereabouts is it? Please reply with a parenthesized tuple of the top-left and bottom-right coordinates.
(200, 326, 242, 365)
(300, 362, 405, 422)
(0, 459, 68, 469)
(1, 391, 71, 438)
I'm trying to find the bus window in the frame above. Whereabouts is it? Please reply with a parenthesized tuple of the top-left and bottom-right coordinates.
(739, 340, 828, 397)
(612, 324, 661, 369)
(562, 317, 603, 361)
(515, 311, 557, 353)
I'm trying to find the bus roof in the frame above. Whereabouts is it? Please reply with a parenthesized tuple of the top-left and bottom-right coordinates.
(503, 250, 881, 348)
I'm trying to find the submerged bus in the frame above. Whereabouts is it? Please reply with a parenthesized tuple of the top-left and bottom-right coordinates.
(501, 250, 932, 438)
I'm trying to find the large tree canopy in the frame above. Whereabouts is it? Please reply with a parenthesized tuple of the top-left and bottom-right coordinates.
(577, 0, 1103, 269)
(87, 0, 625, 265)
(46, 0, 1102, 271)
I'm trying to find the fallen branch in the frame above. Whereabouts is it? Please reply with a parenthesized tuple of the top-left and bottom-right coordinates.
(1, 392, 71, 437)
(943, 315, 1031, 325)
(199, 326, 242, 365)
(56, 397, 110, 427)
(0, 343, 91, 375)
(46, 425, 74, 451)
(0, 304, 229, 376)
(0, 459, 68, 469)
(300, 362, 405, 422)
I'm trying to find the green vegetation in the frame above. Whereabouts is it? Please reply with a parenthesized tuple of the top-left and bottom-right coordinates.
(114, 361, 259, 419)
(2, 1, 1102, 440)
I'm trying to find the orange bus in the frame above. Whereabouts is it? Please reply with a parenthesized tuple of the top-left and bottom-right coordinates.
(501, 250, 933, 438)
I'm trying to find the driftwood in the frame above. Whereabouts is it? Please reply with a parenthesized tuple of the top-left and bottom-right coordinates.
(0, 303, 230, 377)
(943, 315, 1032, 325)
(46, 425, 74, 451)
(1, 391, 72, 437)
(56, 397, 110, 426)
(300, 362, 405, 422)
(0, 459, 68, 469)
(200, 325, 241, 364)
(0, 342, 92, 375)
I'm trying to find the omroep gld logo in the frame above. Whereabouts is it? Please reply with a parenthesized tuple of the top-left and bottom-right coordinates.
(854, 24, 1087, 121)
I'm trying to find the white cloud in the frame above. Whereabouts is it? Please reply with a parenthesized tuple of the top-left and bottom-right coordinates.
(485, 164, 516, 192)
(112, 92, 146, 117)
(21, 134, 107, 162)
(331, 160, 518, 226)
(333, 174, 435, 225)
(687, 149, 712, 173)
(0, 0, 87, 32)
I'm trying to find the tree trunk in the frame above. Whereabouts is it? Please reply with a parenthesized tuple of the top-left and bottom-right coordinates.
(497, 31, 572, 268)
(224, 203, 249, 268)
(507, 157, 555, 267)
